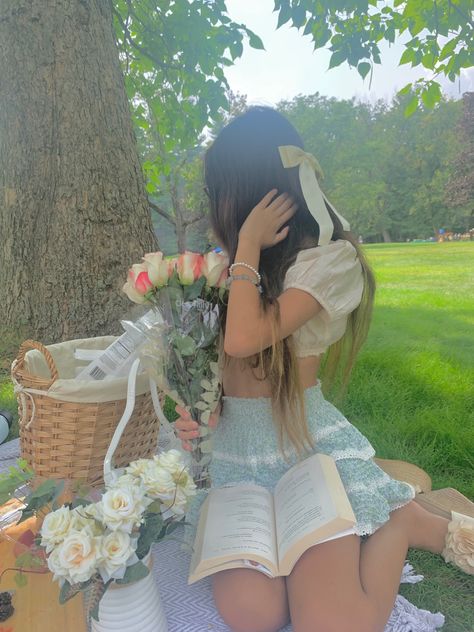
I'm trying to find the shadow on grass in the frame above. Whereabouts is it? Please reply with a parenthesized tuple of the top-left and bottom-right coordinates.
(337, 304, 473, 498)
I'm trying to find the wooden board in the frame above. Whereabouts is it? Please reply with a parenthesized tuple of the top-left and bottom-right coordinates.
(0, 516, 87, 632)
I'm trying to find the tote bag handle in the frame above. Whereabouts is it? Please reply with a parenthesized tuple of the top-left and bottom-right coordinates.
(103, 358, 184, 485)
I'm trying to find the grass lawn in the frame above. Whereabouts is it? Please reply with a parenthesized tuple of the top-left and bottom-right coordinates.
(341, 241, 474, 631)
(0, 241, 473, 629)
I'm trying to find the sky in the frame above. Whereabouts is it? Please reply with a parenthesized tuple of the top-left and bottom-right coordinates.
(224, 0, 474, 106)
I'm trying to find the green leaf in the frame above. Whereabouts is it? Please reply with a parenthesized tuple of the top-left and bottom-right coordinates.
(174, 335, 196, 356)
(183, 275, 206, 300)
(357, 62, 371, 79)
(136, 513, 164, 558)
(421, 82, 441, 109)
(439, 38, 457, 62)
(291, 5, 306, 28)
(276, 4, 292, 29)
(248, 32, 265, 51)
(399, 48, 416, 66)
(328, 50, 346, 69)
(404, 94, 418, 117)
(398, 82, 413, 96)
(115, 560, 150, 585)
(59, 579, 89, 604)
(229, 40, 243, 61)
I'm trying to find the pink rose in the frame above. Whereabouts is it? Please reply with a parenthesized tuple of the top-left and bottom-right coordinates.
(143, 252, 171, 288)
(122, 263, 152, 304)
(202, 251, 229, 288)
(176, 251, 204, 285)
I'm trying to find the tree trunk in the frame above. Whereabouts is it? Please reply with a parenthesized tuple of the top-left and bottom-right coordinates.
(170, 181, 187, 253)
(0, 0, 158, 344)
(382, 229, 392, 243)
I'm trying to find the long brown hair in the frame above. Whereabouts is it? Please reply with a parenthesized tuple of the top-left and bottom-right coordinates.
(204, 106, 375, 459)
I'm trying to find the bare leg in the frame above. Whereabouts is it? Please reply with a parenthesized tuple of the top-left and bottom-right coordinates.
(287, 500, 450, 632)
(358, 500, 449, 627)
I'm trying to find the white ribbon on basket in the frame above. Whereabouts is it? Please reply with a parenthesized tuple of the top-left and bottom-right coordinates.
(103, 357, 184, 485)
(10, 358, 47, 430)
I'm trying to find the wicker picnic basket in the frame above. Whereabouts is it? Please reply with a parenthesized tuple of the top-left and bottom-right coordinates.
(11, 337, 163, 486)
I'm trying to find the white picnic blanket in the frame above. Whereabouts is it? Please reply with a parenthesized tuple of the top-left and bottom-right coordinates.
(0, 439, 445, 631)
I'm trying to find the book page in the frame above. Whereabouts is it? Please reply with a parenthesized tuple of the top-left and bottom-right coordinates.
(200, 485, 278, 566)
(274, 454, 338, 562)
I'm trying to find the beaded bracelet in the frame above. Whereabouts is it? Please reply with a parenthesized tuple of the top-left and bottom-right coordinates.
(228, 261, 261, 284)
(226, 273, 263, 294)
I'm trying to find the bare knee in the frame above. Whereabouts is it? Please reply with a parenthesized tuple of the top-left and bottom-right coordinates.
(293, 597, 380, 632)
(213, 569, 289, 632)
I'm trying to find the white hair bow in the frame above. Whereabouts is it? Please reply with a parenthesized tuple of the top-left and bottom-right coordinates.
(278, 145, 350, 245)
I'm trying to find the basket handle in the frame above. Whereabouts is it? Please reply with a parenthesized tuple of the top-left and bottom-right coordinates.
(13, 339, 59, 387)
(103, 357, 142, 485)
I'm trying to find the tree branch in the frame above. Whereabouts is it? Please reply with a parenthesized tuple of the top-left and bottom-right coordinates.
(149, 201, 175, 225)
(183, 212, 206, 228)
(111, 4, 177, 72)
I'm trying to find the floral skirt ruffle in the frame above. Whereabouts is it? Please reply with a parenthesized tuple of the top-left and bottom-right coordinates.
(183, 382, 415, 549)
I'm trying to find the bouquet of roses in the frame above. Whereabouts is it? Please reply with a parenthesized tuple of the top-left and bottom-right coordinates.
(122, 250, 229, 488)
(0, 450, 196, 625)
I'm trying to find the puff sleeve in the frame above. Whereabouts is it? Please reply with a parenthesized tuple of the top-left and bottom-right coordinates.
(283, 240, 364, 321)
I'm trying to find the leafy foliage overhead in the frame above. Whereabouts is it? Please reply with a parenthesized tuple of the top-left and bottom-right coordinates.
(112, 0, 264, 182)
(273, 0, 474, 114)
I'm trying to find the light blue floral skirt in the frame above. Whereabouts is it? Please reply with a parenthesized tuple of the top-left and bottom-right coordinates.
(184, 382, 415, 548)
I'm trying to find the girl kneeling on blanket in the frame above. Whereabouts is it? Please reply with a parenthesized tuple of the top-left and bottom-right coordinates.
(175, 106, 474, 632)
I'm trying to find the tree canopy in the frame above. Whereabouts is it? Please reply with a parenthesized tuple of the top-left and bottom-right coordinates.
(275, 0, 474, 115)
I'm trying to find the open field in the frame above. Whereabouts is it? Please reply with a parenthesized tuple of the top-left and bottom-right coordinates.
(1, 241, 473, 629)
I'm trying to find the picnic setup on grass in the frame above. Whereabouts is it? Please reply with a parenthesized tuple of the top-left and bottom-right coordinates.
(0, 248, 472, 632)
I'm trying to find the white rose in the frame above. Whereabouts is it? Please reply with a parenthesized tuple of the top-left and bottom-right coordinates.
(161, 474, 196, 517)
(98, 531, 138, 583)
(56, 531, 102, 585)
(138, 460, 176, 500)
(69, 507, 104, 536)
(40, 507, 73, 553)
(143, 252, 170, 288)
(81, 501, 104, 524)
(116, 473, 143, 487)
(202, 251, 229, 287)
(442, 514, 474, 574)
(101, 484, 151, 533)
(47, 547, 69, 583)
(155, 449, 185, 474)
(125, 459, 152, 478)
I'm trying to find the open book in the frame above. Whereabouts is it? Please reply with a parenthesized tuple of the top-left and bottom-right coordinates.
(189, 453, 357, 583)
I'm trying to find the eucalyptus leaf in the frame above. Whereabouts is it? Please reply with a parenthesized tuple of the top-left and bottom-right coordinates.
(194, 401, 208, 411)
(200, 440, 213, 453)
(174, 335, 196, 356)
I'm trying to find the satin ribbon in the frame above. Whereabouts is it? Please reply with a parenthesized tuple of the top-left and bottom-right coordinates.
(278, 145, 350, 245)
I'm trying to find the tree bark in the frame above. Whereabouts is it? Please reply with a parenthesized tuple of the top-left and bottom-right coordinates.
(382, 229, 392, 243)
(0, 0, 158, 343)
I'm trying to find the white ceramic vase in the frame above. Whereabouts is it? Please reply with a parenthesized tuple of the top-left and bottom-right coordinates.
(90, 553, 168, 632)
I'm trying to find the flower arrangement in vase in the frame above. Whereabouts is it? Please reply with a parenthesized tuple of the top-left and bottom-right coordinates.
(0, 450, 196, 630)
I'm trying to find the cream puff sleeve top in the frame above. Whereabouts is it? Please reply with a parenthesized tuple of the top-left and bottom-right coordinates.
(282, 239, 364, 357)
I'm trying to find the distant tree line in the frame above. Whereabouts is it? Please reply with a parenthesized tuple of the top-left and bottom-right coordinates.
(151, 92, 473, 249)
